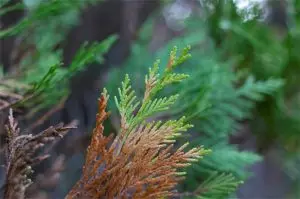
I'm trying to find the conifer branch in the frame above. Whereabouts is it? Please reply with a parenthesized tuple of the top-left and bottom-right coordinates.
(66, 46, 210, 198)
(3, 109, 76, 199)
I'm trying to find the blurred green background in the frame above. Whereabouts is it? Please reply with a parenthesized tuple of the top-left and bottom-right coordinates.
(1, 0, 300, 198)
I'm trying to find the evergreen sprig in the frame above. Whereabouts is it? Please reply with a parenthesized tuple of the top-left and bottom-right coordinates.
(105, 15, 283, 198)
(66, 46, 210, 198)
(0, 0, 115, 116)
(196, 172, 243, 199)
(113, 46, 193, 155)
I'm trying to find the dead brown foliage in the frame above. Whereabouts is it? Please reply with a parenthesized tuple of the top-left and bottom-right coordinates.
(3, 109, 76, 199)
(66, 92, 204, 199)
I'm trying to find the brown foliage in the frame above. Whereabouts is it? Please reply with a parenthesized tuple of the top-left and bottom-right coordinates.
(66, 92, 204, 199)
(3, 109, 76, 199)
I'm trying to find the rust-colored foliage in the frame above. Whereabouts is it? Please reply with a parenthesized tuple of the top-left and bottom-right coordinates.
(66, 91, 205, 199)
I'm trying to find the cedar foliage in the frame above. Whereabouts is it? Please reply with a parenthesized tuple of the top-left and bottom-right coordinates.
(0, 0, 116, 116)
(201, 0, 300, 196)
(3, 109, 75, 199)
(2, 18, 213, 197)
(66, 46, 210, 198)
(1, 0, 115, 198)
(106, 6, 283, 198)
(2, 0, 297, 198)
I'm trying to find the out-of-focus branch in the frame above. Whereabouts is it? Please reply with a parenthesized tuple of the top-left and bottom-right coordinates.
(3, 109, 76, 199)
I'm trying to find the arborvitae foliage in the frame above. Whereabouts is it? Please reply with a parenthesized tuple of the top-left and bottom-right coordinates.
(0, 0, 100, 38)
(3, 109, 75, 199)
(1, 0, 294, 198)
(66, 46, 210, 199)
(2, 43, 225, 198)
(0, 0, 116, 116)
(106, 15, 283, 198)
(200, 0, 300, 197)
(1, 1, 115, 198)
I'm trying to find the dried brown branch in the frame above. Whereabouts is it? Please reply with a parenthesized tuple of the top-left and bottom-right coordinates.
(3, 109, 76, 199)
(66, 92, 206, 199)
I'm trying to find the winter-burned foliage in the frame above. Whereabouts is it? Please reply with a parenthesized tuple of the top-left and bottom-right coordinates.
(66, 46, 210, 198)
(3, 109, 76, 199)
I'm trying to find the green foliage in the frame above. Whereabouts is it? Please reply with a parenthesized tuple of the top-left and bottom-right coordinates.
(190, 0, 300, 197)
(195, 172, 242, 199)
(0, 0, 99, 38)
(25, 37, 116, 115)
(106, 14, 282, 198)
(113, 46, 194, 148)
(0, 1, 23, 15)
(0, 0, 116, 115)
(200, 1, 300, 196)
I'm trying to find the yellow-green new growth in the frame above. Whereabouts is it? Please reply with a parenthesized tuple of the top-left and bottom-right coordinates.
(67, 45, 210, 198)
(114, 46, 193, 154)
